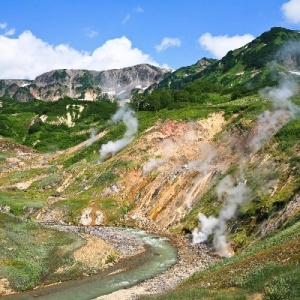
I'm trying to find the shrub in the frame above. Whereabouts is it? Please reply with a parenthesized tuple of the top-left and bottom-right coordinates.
(38, 175, 61, 189)
(95, 172, 118, 186)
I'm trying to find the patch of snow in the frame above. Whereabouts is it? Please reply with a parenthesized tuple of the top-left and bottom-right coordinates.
(58, 112, 75, 128)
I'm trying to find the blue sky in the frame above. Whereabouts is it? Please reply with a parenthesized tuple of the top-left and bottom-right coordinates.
(0, 0, 299, 79)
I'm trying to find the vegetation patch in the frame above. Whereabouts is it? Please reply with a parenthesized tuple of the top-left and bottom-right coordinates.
(0, 97, 118, 152)
(0, 193, 45, 216)
(0, 213, 85, 292)
(142, 222, 300, 299)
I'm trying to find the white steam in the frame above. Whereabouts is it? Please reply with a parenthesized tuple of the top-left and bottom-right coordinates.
(98, 105, 138, 163)
(192, 143, 217, 174)
(142, 157, 165, 176)
(250, 79, 299, 151)
(87, 128, 97, 146)
(142, 139, 177, 176)
(192, 214, 219, 244)
(184, 143, 217, 208)
(193, 76, 299, 257)
(193, 173, 250, 257)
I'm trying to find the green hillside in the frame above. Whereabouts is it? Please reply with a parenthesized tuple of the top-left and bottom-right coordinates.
(0, 97, 117, 152)
(0, 26, 299, 297)
(142, 221, 300, 300)
(153, 27, 300, 91)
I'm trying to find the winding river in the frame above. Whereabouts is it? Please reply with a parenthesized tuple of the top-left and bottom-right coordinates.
(3, 228, 177, 300)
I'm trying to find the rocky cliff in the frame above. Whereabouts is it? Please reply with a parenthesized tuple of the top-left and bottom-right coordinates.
(0, 64, 171, 102)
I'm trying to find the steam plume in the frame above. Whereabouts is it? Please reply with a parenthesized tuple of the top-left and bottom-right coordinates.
(184, 143, 217, 208)
(87, 128, 97, 146)
(193, 172, 250, 257)
(193, 61, 299, 256)
(142, 157, 165, 176)
(142, 139, 176, 176)
(98, 105, 138, 163)
(250, 78, 299, 151)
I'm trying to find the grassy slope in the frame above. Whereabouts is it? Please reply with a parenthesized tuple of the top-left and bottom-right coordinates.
(0, 92, 299, 295)
(139, 95, 300, 299)
(141, 221, 300, 300)
(0, 212, 86, 291)
(0, 97, 117, 152)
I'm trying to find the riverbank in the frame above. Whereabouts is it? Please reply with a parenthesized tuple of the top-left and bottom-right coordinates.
(95, 235, 221, 300)
(2, 226, 177, 300)
(1, 223, 220, 299)
(52, 225, 221, 300)
(50, 225, 146, 259)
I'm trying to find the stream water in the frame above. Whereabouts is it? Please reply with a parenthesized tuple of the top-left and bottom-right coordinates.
(3, 228, 177, 300)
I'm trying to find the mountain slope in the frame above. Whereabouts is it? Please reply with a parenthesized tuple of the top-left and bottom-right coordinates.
(0, 97, 118, 151)
(0, 26, 299, 297)
(153, 27, 300, 92)
(1, 90, 299, 296)
(0, 64, 170, 102)
(150, 57, 216, 90)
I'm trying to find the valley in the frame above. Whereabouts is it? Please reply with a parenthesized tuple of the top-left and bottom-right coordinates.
(0, 27, 299, 299)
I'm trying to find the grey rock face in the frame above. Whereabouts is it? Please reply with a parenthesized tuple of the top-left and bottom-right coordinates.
(0, 64, 171, 102)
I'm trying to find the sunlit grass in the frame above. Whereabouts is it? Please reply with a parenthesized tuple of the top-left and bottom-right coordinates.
(0, 212, 85, 291)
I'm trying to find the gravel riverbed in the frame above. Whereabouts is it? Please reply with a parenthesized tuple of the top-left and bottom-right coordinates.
(49, 225, 146, 258)
(94, 233, 221, 300)
(49, 225, 221, 300)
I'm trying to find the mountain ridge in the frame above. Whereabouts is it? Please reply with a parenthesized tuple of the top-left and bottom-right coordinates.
(2, 27, 299, 104)
(0, 64, 171, 102)
(151, 27, 300, 92)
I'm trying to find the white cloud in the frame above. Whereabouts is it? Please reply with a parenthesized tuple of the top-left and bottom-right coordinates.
(0, 31, 158, 79)
(85, 28, 98, 38)
(155, 37, 181, 52)
(134, 7, 144, 13)
(0, 23, 7, 29)
(4, 28, 15, 36)
(281, 0, 300, 24)
(198, 33, 255, 59)
(1, 23, 16, 37)
(122, 14, 130, 24)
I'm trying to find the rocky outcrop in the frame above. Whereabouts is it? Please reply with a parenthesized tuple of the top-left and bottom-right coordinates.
(196, 57, 216, 68)
(0, 64, 171, 102)
(106, 113, 229, 230)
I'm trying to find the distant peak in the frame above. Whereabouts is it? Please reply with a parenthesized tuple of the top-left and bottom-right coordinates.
(196, 57, 215, 66)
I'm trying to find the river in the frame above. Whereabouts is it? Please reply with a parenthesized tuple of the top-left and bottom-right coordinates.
(3, 228, 177, 300)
